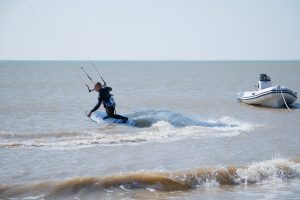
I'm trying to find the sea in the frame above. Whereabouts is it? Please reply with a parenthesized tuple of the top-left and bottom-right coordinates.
(0, 61, 300, 200)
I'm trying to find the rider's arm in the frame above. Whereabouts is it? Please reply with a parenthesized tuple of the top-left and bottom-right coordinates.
(90, 101, 101, 113)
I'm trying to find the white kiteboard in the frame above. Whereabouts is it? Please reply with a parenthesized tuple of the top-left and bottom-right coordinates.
(89, 111, 136, 126)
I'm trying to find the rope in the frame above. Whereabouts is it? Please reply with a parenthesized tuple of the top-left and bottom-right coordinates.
(278, 85, 292, 111)
(81, 67, 95, 84)
(24, 0, 94, 91)
(77, 72, 94, 92)
(24, 1, 105, 91)
(50, 1, 107, 86)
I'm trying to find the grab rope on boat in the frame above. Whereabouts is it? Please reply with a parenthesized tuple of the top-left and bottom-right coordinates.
(278, 85, 292, 111)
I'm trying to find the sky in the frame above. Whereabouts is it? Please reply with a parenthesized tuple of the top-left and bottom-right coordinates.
(0, 0, 300, 60)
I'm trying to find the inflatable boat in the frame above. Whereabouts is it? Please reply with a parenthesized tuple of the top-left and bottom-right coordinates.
(238, 74, 297, 108)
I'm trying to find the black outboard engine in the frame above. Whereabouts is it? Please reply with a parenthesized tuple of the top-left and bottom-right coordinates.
(259, 74, 271, 81)
(258, 74, 272, 90)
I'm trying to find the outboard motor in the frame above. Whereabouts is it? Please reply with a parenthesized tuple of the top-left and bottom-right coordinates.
(258, 73, 272, 90)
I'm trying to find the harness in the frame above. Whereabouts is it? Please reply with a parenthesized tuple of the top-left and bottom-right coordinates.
(104, 96, 115, 107)
(99, 87, 115, 107)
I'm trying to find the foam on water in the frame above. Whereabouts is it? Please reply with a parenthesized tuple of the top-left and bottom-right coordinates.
(129, 110, 237, 128)
(236, 158, 300, 184)
(0, 110, 257, 150)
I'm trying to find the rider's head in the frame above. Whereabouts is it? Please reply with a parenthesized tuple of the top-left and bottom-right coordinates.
(94, 82, 102, 92)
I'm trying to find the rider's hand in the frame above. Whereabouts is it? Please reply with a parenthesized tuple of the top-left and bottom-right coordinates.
(87, 112, 92, 118)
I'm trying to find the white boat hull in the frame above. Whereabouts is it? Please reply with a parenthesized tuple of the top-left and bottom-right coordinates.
(238, 86, 297, 108)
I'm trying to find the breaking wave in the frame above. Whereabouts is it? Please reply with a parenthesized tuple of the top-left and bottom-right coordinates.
(128, 110, 234, 128)
(1, 158, 299, 199)
(0, 110, 257, 150)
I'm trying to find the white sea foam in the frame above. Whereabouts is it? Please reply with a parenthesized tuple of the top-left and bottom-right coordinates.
(166, 158, 300, 189)
(0, 111, 257, 150)
(235, 158, 300, 185)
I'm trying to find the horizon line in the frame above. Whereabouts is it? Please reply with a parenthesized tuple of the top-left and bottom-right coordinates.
(0, 59, 300, 62)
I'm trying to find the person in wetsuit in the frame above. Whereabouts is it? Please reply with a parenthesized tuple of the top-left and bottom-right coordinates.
(87, 82, 128, 122)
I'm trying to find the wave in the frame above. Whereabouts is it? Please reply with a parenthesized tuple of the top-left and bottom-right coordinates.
(129, 110, 234, 128)
(0, 110, 257, 150)
(1, 158, 299, 199)
(0, 131, 82, 139)
(291, 102, 300, 109)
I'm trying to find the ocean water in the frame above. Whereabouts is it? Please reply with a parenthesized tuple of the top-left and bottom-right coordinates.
(0, 61, 300, 200)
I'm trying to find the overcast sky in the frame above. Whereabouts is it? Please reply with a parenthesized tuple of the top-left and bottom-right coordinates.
(0, 0, 300, 60)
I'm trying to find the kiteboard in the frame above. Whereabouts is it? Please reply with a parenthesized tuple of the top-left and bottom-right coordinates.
(88, 111, 136, 126)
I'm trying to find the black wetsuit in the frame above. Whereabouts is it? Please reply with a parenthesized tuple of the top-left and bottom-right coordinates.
(90, 87, 128, 122)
